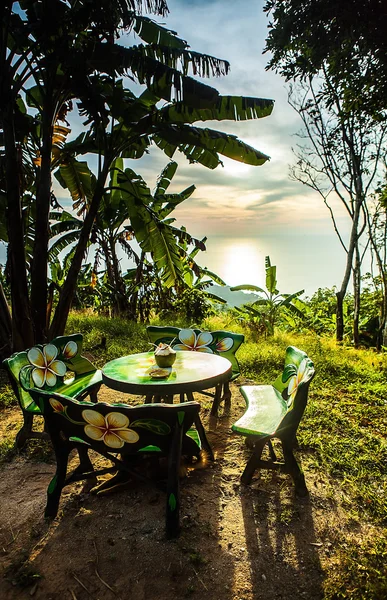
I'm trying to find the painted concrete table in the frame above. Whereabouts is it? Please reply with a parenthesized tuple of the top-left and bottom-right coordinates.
(102, 351, 233, 460)
(102, 351, 232, 400)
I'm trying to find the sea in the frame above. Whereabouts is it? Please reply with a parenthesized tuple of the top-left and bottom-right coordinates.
(0, 232, 361, 302)
(196, 233, 351, 300)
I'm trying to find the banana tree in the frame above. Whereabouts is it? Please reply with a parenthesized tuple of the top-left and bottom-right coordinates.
(230, 256, 305, 335)
(2, 0, 274, 352)
(50, 159, 212, 319)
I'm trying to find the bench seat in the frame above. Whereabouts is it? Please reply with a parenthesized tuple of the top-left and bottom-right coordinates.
(232, 385, 287, 437)
(2, 334, 102, 448)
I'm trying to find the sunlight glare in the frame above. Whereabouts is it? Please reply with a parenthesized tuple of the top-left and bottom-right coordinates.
(220, 240, 266, 287)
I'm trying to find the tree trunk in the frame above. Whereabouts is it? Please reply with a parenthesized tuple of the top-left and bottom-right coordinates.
(30, 99, 54, 343)
(335, 196, 362, 341)
(0, 283, 12, 359)
(352, 244, 361, 348)
(128, 251, 145, 320)
(109, 236, 131, 316)
(2, 103, 34, 351)
(49, 170, 110, 338)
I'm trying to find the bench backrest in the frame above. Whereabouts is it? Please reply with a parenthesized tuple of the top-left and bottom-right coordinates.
(30, 389, 201, 457)
(3, 334, 98, 413)
(272, 345, 315, 437)
(147, 326, 244, 380)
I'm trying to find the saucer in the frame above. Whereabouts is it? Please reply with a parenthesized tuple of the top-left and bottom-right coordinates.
(149, 368, 170, 379)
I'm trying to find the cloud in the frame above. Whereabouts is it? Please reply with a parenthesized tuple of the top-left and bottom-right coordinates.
(119, 0, 329, 238)
(53, 1, 350, 251)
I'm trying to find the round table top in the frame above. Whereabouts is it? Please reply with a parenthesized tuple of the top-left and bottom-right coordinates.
(102, 351, 232, 395)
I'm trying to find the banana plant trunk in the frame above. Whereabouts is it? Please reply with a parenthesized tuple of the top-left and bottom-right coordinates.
(30, 99, 54, 343)
(49, 169, 110, 338)
(3, 102, 34, 351)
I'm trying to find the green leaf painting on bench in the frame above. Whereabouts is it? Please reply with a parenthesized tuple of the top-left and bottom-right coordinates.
(282, 359, 309, 407)
(47, 474, 58, 495)
(130, 419, 171, 435)
(168, 493, 177, 512)
(49, 398, 85, 425)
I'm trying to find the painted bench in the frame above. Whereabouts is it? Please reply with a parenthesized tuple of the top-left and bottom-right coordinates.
(19, 373, 203, 538)
(232, 346, 315, 495)
(2, 334, 102, 448)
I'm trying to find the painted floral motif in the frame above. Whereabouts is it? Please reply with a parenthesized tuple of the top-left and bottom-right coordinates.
(27, 344, 67, 387)
(49, 398, 65, 413)
(174, 329, 214, 353)
(82, 409, 140, 449)
(62, 341, 78, 360)
(214, 337, 233, 352)
(287, 358, 309, 406)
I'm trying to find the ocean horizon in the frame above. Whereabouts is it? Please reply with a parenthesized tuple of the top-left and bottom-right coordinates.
(196, 233, 358, 299)
(0, 231, 365, 300)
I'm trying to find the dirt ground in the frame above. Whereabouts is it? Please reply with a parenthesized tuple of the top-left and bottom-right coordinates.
(0, 381, 358, 600)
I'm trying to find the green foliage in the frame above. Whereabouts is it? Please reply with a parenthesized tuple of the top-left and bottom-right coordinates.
(2, 0, 274, 347)
(324, 536, 387, 600)
(230, 256, 305, 336)
(0, 376, 16, 410)
(65, 311, 149, 365)
(264, 0, 387, 117)
(160, 287, 216, 322)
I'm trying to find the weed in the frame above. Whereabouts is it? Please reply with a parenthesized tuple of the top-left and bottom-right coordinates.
(184, 584, 195, 596)
(5, 555, 42, 589)
(0, 437, 16, 463)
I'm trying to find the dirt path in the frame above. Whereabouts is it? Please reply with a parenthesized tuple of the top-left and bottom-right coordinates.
(0, 383, 347, 599)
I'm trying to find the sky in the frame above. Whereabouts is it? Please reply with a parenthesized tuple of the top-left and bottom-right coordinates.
(119, 0, 349, 241)
(93, 0, 352, 295)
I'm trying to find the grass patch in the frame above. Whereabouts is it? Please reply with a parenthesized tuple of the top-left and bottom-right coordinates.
(324, 535, 387, 599)
(0, 371, 17, 410)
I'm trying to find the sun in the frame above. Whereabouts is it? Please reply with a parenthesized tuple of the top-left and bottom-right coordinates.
(221, 240, 266, 287)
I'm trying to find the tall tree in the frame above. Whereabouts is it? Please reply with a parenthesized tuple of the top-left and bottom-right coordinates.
(264, 0, 387, 343)
(1, 0, 274, 354)
(264, 0, 387, 116)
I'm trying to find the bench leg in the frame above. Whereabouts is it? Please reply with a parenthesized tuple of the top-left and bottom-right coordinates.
(210, 383, 222, 416)
(194, 414, 214, 462)
(185, 392, 214, 460)
(74, 447, 98, 489)
(45, 444, 70, 518)
(166, 420, 183, 538)
(282, 439, 308, 497)
(89, 387, 99, 403)
(15, 413, 34, 449)
(241, 438, 266, 485)
(221, 381, 232, 414)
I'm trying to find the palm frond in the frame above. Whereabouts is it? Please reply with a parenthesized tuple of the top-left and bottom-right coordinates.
(132, 15, 188, 49)
(159, 96, 274, 123)
(154, 125, 270, 168)
(54, 159, 96, 214)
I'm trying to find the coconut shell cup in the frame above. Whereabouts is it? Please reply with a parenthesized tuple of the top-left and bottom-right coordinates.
(154, 352, 176, 368)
